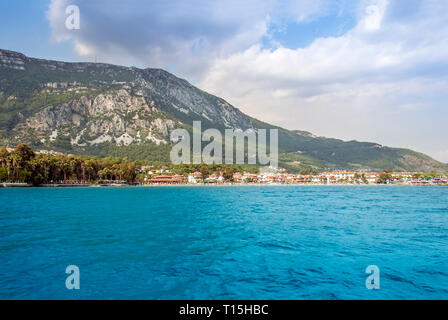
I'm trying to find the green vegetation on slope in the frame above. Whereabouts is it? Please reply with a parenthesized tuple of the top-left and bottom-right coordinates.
(1, 49, 447, 173)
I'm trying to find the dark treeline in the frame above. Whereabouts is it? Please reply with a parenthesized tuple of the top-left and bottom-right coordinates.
(0, 143, 137, 185)
(0, 143, 259, 185)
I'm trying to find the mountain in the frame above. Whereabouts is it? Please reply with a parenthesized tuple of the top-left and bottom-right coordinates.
(0, 48, 446, 173)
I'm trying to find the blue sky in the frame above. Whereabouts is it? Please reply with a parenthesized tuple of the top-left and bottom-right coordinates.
(0, 0, 447, 162)
(0, 1, 75, 61)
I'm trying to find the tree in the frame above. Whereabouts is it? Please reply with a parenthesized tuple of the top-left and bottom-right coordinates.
(413, 173, 423, 180)
(14, 143, 35, 162)
(0, 167, 7, 181)
(353, 173, 368, 184)
(200, 165, 209, 180)
(30, 172, 44, 186)
(361, 173, 368, 184)
(299, 168, 318, 175)
(0, 146, 9, 158)
(223, 168, 234, 181)
(377, 170, 392, 184)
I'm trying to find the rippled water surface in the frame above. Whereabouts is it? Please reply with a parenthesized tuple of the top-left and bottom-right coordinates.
(0, 186, 447, 299)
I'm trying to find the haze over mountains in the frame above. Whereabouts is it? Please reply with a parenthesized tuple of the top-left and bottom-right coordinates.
(0, 48, 446, 172)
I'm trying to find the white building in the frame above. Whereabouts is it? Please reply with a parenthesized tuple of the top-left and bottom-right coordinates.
(188, 172, 201, 184)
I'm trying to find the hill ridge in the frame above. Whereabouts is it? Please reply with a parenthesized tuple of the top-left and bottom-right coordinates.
(1, 48, 446, 173)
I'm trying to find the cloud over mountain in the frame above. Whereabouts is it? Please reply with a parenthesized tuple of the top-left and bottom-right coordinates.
(47, 0, 331, 78)
(199, 0, 448, 161)
(46, 0, 448, 161)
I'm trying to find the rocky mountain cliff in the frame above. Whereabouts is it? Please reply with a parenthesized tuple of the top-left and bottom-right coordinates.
(1, 48, 446, 172)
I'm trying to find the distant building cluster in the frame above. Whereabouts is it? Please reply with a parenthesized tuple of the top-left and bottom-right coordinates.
(42, 81, 89, 94)
(6, 147, 67, 156)
(35, 149, 65, 156)
(137, 167, 448, 185)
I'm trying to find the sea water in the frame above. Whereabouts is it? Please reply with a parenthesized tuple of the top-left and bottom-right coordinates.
(0, 186, 447, 299)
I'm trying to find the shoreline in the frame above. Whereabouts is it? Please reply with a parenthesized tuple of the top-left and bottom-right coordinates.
(1, 183, 447, 188)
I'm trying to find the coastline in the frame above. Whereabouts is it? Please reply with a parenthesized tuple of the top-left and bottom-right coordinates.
(1, 182, 447, 188)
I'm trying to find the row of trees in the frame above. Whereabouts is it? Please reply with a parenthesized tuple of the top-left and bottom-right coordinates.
(376, 170, 441, 184)
(0, 144, 252, 185)
(197, 166, 235, 181)
(0, 144, 137, 185)
(2, 143, 443, 185)
(165, 163, 257, 181)
(134, 163, 251, 183)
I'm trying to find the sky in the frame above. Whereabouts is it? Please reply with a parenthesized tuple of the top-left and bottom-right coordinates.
(0, 0, 447, 162)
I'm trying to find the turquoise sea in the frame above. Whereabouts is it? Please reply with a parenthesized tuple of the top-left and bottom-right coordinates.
(0, 186, 447, 299)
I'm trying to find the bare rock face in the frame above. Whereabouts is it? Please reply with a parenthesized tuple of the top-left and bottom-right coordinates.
(150, 118, 175, 137)
(1, 48, 447, 172)
(0, 49, 27, 70)
(2, 48, 255, 150)
(14, 88, 180, 147)
(139, 68, 254, 129)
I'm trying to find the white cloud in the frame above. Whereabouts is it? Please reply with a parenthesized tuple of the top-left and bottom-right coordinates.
(199, 0, 448, 160)
(46, 0, 72, 42)
(45, 0, 448, 160)
(362, 0, 387, 31)
(46, 0, 332, 80)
